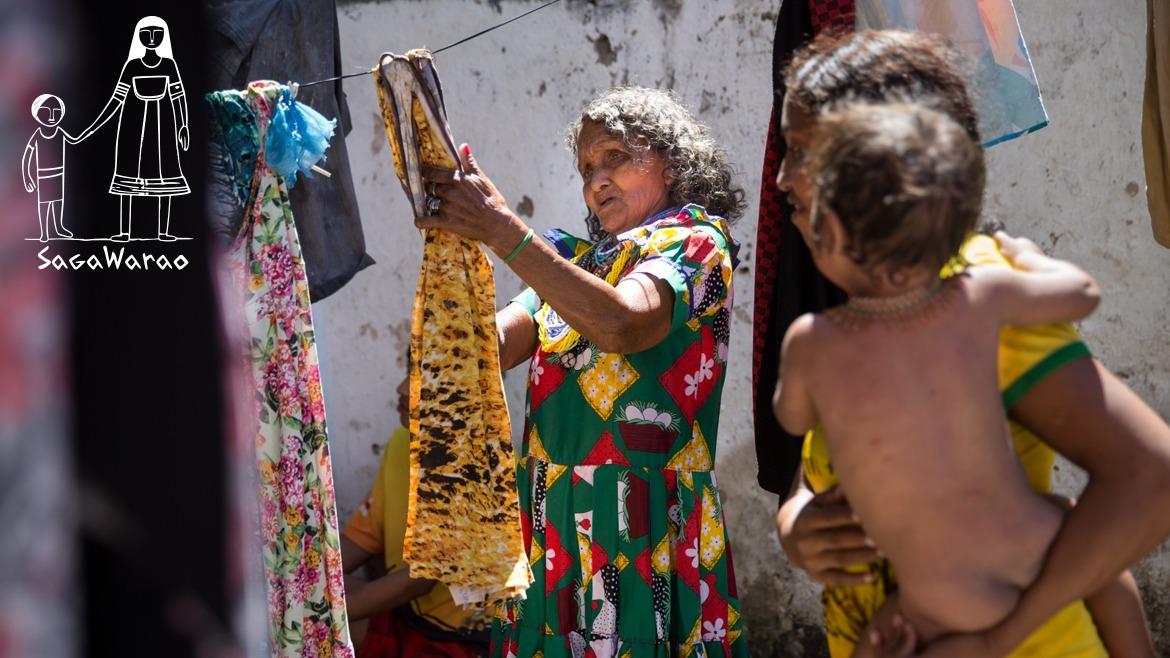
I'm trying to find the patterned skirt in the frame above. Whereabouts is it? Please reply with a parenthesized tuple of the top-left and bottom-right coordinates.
(490, 455, 750, 658)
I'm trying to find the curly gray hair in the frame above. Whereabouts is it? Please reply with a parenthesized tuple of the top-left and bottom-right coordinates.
(567, 87, 746, 229)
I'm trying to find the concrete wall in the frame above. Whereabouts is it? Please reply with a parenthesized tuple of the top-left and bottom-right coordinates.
(312, 1, 1170, 655)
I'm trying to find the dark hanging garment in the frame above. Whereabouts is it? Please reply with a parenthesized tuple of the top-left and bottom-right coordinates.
(752, 0, 853, 497)
(205, 0, 374, 301)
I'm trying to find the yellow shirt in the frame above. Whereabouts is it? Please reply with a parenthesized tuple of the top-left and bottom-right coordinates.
(343, 427, 484, 635)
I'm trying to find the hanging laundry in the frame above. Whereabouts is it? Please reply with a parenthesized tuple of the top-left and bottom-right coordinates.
(752, 0, 851, 497)
(207, 80, 354, 658)
(1144, 0, 1170, 248)
(856, 0, 1049, 146)
(206, 0, 374, 301)
(373, 50, 531, 609)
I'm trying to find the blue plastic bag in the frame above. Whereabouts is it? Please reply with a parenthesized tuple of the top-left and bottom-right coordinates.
(856, 0, 1049, 147)
(265, 88, 337, 188)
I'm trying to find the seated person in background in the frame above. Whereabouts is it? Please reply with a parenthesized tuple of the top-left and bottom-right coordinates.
(773, 103, 1107, 653)
(342, 362, 489, 658)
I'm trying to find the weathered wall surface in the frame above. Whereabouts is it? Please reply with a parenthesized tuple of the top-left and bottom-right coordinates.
(311, 1, 1170, 655)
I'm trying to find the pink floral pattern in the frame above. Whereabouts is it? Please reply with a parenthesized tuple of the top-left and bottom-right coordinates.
(224, 81, 353, 658)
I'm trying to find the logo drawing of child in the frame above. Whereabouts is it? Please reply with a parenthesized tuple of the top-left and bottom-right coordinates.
(21, 94, 84, 242)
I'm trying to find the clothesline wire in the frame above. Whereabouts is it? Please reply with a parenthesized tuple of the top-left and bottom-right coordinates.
(298, 0, 564, 89)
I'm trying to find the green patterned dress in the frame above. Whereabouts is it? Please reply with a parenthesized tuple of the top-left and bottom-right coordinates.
(491, 205, 749, 658)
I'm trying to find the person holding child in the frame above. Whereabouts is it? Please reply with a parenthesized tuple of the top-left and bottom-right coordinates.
(771, 30, 1170, 658)
(775, 99, 1108, 656)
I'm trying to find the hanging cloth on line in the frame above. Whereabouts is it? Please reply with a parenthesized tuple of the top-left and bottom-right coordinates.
(856, 0, 1049, 147)
(1144, 0, 1170, 248)
(207, 80, 355, 658)
(207, 0, 375, 301)
(373, 50, 531, 609)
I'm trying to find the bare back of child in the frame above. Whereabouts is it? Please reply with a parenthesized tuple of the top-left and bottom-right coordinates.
(773, 103, 1100, 644)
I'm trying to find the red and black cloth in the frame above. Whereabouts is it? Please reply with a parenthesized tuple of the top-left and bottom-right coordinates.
(752, 0, 854, 497)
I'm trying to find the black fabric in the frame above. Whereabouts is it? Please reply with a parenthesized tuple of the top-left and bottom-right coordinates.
(753, 0, 848, 497)
(206, 0, 374, 301)
(72, 4, 241, 657)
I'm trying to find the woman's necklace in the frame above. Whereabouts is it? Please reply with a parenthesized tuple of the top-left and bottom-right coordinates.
(828, 276, 959, 330)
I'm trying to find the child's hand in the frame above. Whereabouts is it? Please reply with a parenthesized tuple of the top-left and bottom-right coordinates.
(993, 231, 1043, 265)
(856, 613, 917, 650)
(856, 610, 917, 658)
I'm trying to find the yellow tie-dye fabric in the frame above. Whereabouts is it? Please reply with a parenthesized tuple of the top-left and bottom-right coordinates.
(373, 50, 531, 609)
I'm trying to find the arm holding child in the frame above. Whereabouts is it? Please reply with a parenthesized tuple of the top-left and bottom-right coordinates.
(914, 236, 1168, 658)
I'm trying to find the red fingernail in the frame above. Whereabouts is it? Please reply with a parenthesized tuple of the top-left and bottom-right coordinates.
(462, 144, 472, 156)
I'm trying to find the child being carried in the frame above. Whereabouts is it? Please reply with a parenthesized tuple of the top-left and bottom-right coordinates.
(773, 103, 1100, 646)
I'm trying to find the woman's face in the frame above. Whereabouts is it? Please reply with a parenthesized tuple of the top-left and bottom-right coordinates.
(139, 26, 164, 49)
(577, 120, 672, 235)
(776, 97, 818, 248)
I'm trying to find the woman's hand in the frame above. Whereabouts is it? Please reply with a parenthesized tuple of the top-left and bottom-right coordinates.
(416, 143, 528, 255)
(778, 486, 880, 585)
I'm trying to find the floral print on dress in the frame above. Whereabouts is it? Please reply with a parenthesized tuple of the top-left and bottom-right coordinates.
(211, 81, 353, 658)
(491, 205, 747, 658)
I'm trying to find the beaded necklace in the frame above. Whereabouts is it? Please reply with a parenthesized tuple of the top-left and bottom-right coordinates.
(828, 276, 959, 330)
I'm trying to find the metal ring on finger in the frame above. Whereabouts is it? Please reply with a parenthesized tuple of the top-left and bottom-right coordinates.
(426, 194, 442, 216)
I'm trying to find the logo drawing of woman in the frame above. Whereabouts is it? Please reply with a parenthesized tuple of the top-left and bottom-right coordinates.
(79, 16, 190, 241)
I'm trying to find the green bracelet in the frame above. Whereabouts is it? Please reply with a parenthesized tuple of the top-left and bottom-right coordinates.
(503, 228, 535, 264)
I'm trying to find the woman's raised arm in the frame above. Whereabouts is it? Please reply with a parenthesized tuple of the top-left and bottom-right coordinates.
(416, 145, 675, 355)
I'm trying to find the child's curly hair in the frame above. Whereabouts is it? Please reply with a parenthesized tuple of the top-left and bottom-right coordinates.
(811, 103, 986, 278)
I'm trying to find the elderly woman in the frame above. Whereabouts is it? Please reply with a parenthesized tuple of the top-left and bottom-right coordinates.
(418, 87, 750, 658)
(772, 31, 1170, 658)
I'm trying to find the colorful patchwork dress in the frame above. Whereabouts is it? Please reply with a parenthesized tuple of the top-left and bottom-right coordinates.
(491, 205, 750, 658)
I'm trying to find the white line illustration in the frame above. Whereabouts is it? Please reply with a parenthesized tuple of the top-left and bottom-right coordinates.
(22, 94, 82, 242)
(78, 15, 190, 242)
